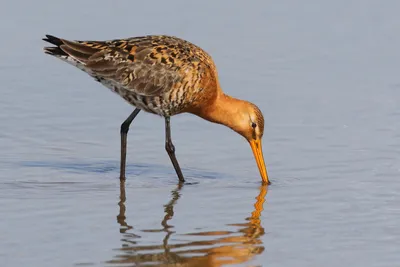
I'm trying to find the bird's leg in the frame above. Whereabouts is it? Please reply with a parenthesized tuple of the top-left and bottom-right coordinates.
(120, 108, 141, 180)
(165, 117, 185, 182)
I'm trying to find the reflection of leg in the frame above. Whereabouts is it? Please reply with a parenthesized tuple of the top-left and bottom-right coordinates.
(120, 108, 141, 180)
(162, 182, 184, 253)
(111, 182, 187, 265)
(117, 180, 132, 233)
(164, 117, 185, 182)
(162, 182, 184, 229)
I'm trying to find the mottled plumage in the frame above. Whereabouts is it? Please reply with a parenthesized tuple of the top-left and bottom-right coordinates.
(43, 34, 270, 184)
(43, 34, 216, 116)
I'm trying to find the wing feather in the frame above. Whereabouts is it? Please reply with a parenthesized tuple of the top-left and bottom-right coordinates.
(84, 50, 181, 96)
(44, 35, 190, 97)
(57, 39, 182, 97)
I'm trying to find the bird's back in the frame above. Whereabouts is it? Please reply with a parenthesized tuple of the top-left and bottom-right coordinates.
(43, 35, 219, 116)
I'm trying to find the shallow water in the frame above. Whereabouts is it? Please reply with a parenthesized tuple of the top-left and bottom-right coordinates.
(1, 0, 400, 266)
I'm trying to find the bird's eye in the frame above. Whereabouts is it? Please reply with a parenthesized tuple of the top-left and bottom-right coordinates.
(251, 122, 257, 128)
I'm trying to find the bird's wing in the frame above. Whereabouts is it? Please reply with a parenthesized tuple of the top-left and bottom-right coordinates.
(85, 49, 183, 96)
(44, 35, 183, 97)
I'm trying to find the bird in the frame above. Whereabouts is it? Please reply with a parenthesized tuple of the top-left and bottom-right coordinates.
(42, 34, 270, 184)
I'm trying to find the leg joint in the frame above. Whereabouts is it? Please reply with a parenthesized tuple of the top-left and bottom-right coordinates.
(120, 121, 130, 134)
(165, 141, 175, 153)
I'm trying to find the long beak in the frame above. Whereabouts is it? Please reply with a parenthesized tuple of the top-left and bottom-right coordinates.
(249, 139, 270, 184)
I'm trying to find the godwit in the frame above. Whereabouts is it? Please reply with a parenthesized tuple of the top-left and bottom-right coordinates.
(42, 34, 269, 184)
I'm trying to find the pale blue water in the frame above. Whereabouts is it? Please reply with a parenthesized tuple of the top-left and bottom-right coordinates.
(1, 0, 400, 266)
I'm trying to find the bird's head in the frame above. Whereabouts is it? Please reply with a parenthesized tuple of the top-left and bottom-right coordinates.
(196, 94, 270, 184)
(232, 102, 269, 184)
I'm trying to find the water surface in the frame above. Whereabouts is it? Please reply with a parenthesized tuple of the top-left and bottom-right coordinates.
(1, 0, 400, 266)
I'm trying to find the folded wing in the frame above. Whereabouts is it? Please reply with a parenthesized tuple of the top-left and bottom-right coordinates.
(43, 35, 182, 97)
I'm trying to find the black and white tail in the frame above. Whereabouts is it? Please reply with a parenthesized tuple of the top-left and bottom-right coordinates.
(42, 34, 98, 72)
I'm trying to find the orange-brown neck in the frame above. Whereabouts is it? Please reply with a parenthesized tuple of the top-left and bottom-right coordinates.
(195, 92, 249, 135)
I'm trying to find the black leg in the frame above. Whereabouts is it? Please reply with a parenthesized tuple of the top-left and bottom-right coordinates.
(165, 117, 185, 182)
(120, 108, 141, 180)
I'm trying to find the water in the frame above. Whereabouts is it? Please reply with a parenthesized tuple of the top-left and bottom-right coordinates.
(1, 0, 400, 266)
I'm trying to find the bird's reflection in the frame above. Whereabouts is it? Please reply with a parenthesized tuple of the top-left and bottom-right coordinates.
(108, 181, 267, 266)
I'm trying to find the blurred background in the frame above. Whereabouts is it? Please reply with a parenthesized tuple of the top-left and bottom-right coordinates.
(1, 0, 399, 266)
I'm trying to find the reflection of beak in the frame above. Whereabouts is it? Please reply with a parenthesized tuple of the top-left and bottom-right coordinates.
(249, 139, 270, 184)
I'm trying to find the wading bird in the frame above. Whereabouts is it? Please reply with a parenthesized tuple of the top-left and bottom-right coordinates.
(43, 34, 269, 184)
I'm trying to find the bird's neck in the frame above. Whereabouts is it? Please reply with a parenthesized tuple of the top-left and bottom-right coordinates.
(198, 93, 247, 131)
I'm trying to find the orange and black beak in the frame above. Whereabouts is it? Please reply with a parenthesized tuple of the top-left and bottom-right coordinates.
(249, 139, 270, 184)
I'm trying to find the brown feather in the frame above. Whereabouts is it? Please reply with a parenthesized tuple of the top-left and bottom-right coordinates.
(61, 39, 99, 55)
(44, 34, 218, 108)
(59, 45, 89, 62)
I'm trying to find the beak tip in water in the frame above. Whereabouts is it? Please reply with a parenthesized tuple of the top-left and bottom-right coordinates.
(249, 139, 270, 185)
